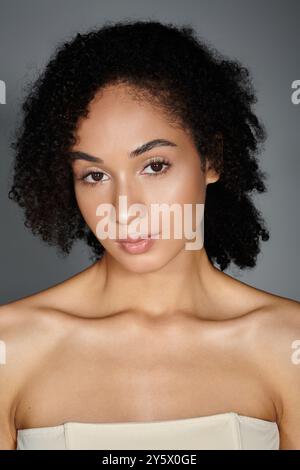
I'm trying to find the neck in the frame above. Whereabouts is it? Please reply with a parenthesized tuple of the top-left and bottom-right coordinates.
(91, 247, 226, 319)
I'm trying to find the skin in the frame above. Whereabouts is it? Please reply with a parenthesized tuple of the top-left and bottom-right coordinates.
(0, 83, 300, 450)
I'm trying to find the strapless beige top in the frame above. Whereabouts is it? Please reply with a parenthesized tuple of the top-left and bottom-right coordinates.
(16, 412, 280, 450)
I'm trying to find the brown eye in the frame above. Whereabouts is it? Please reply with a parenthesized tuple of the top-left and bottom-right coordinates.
(149, 162, 164, 172)
(89, 172, 104, 181)
(142, 158, 171, 176)
(80, 171, 109, 185)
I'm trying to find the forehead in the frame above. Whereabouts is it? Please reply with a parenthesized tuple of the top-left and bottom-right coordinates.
(73, 84, 188, 150)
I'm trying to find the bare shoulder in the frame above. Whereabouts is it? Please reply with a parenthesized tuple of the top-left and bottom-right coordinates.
(247, 293, 300, 353)
(247, 291, 300, 335)
(0, 264, 95, 384)
(240, 291, 300, 366)
(0, 261, 100, 349)
(0, 287, 79, 370)
(257, 295, 300, 449)
(0, 298, 70, 391)
(0, 297, 73, 448)
(221, 274, 300, 352)
(0, 261, 100, 318)
(0, 297, 69, 344)
(240, 292, 300, 444)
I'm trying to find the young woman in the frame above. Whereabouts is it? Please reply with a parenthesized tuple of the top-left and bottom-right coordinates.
(1, 20, 299, 450)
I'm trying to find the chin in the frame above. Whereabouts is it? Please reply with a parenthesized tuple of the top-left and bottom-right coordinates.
(106, 241, 185, 274)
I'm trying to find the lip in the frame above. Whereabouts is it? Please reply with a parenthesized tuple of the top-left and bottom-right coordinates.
(116, 233, 160, 254)
(116, 233, 160, 243)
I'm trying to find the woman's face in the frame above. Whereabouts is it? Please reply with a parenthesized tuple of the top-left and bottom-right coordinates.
(70, 83, 219, 272)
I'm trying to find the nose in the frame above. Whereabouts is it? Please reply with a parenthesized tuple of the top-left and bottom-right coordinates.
(113, 179, 147, 229)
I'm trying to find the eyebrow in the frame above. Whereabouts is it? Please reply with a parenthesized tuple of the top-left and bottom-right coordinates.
(68, 138, 177, 163)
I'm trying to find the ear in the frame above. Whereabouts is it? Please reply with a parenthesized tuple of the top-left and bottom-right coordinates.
(205, 161, 220, 184)
(205, 133, 223, 185)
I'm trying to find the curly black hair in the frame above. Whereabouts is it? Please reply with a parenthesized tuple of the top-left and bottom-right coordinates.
(8, 19, 270, 271)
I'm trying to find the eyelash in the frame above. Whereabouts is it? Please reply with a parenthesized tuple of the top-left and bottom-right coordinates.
(77, 157, 172, 186)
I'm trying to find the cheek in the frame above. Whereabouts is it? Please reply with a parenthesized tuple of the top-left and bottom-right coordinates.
(146, 166, 205, 207)
(143, 168, 205, 240)
(74, 187, 102, 228)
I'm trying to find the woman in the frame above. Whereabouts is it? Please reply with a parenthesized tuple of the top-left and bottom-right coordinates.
(1, 20, 299, 450)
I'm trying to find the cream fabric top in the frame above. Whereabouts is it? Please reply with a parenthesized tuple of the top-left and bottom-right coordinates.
(16, 412, 280, 450)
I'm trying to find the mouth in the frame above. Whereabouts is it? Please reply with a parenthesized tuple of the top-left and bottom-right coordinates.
(115, 232, 160, 254)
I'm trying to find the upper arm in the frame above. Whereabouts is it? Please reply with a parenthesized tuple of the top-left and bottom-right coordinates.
(268, 300, 300, 449)
(0, 301, 64, 449)
(0, 378, 16, 449)
(0, 306, 19, 449)
(0, 303, 41, 449)
(0, 411, 16, 450)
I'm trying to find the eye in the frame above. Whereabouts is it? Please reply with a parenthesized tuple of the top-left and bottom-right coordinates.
(142, 157, 171, 176)
(79, 171, 109, 185)
(75, 157, 172, 186)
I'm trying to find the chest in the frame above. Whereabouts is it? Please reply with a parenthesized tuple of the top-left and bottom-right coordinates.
(16, 320, 275, 429)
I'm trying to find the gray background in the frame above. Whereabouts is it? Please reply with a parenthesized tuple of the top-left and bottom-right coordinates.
(0, 0, 299, 303)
